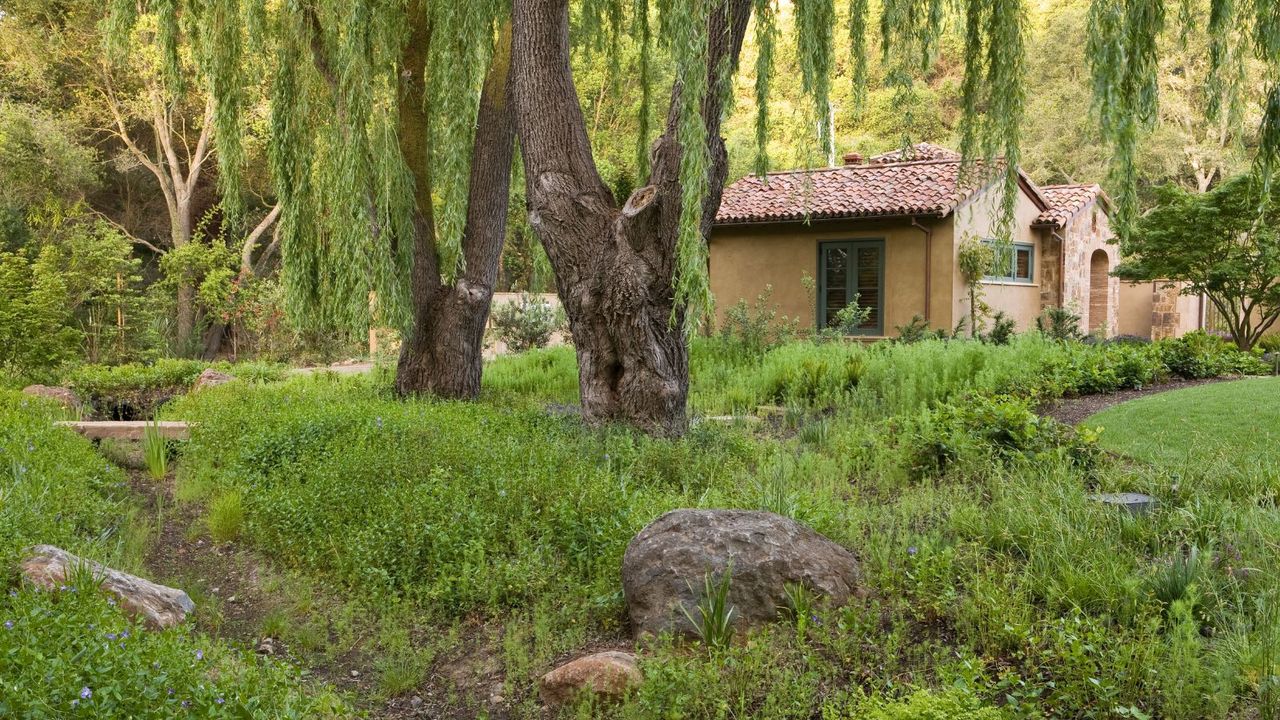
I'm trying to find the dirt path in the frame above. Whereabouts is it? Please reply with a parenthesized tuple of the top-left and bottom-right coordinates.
(1040, 377, 1234, 426)
(124, 466, 508, 719)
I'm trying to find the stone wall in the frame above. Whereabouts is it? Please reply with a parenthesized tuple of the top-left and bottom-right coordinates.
(1058, 206, 1119, 336)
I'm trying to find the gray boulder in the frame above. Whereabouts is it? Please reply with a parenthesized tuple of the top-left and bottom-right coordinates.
(20, 545, 194, 629)
(621, 509, 860, 638)
(192, 369, 234, 392)
(21, 385, 83, 413)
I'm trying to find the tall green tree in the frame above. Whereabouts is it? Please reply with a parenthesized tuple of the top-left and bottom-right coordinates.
(1116, 174, 1280, 349)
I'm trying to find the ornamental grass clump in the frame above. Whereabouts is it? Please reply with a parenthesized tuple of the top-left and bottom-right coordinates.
(142, 420, 168, 480)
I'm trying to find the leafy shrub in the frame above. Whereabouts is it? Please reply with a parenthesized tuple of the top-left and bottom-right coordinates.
(717, 285, 797, 356)
(1158, 330, 1267, 379)
(1257, 334, 1280, 354)
(1037, 306, 1083, 341)
(490, 294, 565, 352)
(65, 359, 207, 419)
(984, 311, 1016, 346)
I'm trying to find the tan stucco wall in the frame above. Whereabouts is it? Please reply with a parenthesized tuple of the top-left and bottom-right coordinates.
(951, 183, 1048, 331)
(1118, 282, 1155, 337)
(708, 216, 956, 337)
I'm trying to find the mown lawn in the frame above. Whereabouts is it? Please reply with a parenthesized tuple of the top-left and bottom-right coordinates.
(1089, 377, 1280, 483)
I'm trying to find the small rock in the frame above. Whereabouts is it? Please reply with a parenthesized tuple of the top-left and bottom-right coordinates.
(210, 586, 219, 594)
(539, 651, 642, 707)
(192, 369, 234, 392)
(410, 696, 423, 708)
(1088, 492, 1158, 516)
(621, 509, 860, 638)
(349, 670, 360, 678)
(19, 545, 194, 629)
(21, 385, 83, 413)
(256, 638, 275, 655)
(489, 693, 505, 705)
(227, 595, 238, 603)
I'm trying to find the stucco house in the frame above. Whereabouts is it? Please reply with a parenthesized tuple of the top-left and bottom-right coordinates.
(710, 143, 1203, 339)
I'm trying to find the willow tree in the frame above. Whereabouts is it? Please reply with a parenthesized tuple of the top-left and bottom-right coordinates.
(509, 0, 1026, 435)
(106, 0, 514, 396)
(112, 0, 1280, 434)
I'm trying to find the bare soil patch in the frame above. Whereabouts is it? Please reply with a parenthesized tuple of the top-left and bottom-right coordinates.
(1039, 377, 1233, 426)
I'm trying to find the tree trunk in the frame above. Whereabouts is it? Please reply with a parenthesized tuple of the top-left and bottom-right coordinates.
(512, 0, 750, 436)
(394, 21, 515, 398)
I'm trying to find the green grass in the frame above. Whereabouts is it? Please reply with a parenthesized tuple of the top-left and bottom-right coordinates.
(12, 334, 1280, 718)
(1089, 377, 1280, 482)
(0, 390, 352, 718)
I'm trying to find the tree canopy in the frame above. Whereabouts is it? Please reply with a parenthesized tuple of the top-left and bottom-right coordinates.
(1116, 174, 1280, 349)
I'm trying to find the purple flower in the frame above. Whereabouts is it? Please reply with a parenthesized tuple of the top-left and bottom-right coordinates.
(105, 633, 117, 641)
(3, 620, 12, 630)
(181, 700, 190, 708)
(71, 700, 79, 708)
(120, 630, 129, 639)
(195, 649, 204, 661)
(215, 697, 225, 705)
(167, 688, 174, 696)
(106, 598, 116, 607)
(80, 686, 92, 699)
(907, 546, 918, 556)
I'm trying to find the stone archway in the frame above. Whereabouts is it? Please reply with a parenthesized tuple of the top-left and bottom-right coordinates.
(1089, 249, 1110, 334)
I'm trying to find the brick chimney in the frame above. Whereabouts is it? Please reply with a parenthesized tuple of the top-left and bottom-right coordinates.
(842, 152, 864, 166)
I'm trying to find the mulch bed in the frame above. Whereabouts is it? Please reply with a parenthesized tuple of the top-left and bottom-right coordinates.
(1039, 377, 1235, 426)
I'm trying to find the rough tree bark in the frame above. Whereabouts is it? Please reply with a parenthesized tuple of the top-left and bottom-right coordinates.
(393, 20, 516, 398)
(511, 0, 751, 436)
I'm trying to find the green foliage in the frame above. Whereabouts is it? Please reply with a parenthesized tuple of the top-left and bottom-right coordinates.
(984, 311, 1016, 346)
(1116, 175, 1280, 349)
(1160, 330, 1269, 379)
(0, 577, 349, 718)
(0, 208, 149, 374)
(716, 285, 798, 358)
(206, 491, 244, 543)
(957, 238, 995, 337)
(1037, 306, 1083, 341)
(0, 390, 349, 715)
(838, 688, 1010, 719)
(65, 359, 206, 419)
(489, 294, 566, 353)
(0, 102, 97, 209)
(142, 420, 169, 480)
(682, 569, 736, 651)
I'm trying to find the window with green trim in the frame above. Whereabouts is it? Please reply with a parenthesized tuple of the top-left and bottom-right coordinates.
(984, 241, 1034, 283)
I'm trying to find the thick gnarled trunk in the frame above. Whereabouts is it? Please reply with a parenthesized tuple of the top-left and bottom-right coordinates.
(512, 0, 750, 436)
(394, 21, 515, 399)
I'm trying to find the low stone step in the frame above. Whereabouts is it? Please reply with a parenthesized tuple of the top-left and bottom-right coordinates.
(54, 420, 192, 441)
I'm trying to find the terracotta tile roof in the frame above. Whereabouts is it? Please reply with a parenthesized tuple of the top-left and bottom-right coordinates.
(715, 158, 997, 225)
(868, 142, 961, 164)
(1035, 184, 1104, 227)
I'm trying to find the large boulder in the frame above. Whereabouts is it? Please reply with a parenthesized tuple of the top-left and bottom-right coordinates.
(21, 385, 83, 413)
(191, 369, 234, 392)
(539, 651, 642, 707)
(621, 509, 860, 638)
(20, 545, 195, 629)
